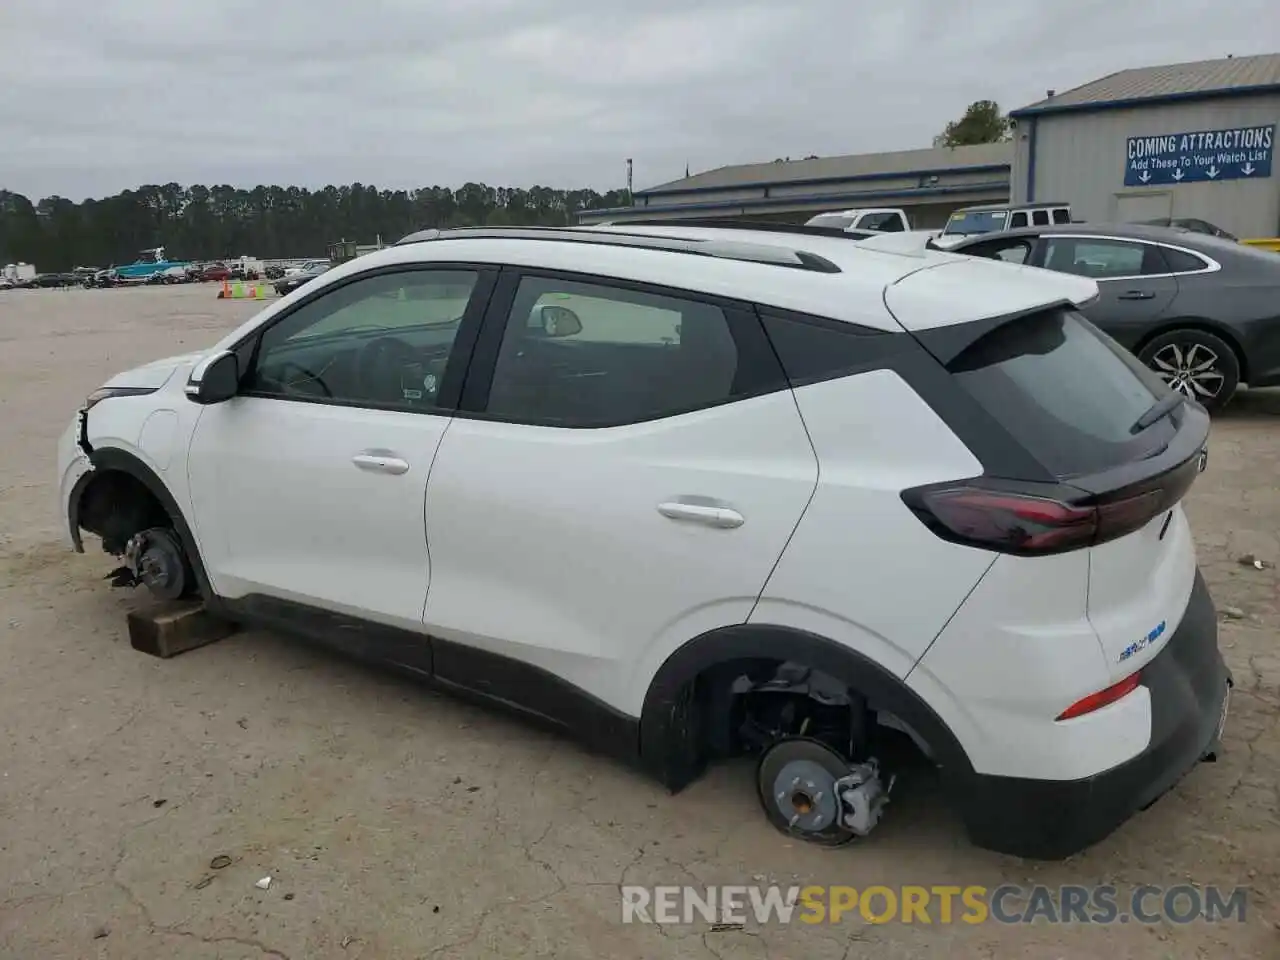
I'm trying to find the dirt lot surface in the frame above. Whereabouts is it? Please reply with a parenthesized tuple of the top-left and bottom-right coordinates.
(1, 285, 1277, 959)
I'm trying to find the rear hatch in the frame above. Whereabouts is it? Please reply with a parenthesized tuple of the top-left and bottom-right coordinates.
(887, 262, 1210, 677)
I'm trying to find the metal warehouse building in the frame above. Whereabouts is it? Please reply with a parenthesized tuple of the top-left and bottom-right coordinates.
(577, 142, 1013, 228)
(1010, 53, 1279, 238)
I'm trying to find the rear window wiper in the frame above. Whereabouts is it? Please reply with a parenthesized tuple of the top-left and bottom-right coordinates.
(1130, 390, 1186, 434)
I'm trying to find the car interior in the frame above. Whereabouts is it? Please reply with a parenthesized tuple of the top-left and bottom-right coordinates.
(485, 283, 741, 425)
(247, 275, 476, 409)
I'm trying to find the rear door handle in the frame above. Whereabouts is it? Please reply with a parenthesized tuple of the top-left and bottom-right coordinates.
(1117, 290, 1156, 300)
(657, 501, 744, 529)
(352, 453, 410, 475)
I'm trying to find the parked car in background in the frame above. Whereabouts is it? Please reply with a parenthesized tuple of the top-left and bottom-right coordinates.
(932, 202, 1074, 248)
(284, 259, 329, 277)
(200, 263, 231, 282)
(805, 208, 910, 233)
(273, 261, 330, 295)
(948, 222, 1280, 411)
(1138, 218, 1238, 242)
(33, 272, 78, 288)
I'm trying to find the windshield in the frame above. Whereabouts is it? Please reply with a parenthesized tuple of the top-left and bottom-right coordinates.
(806, 214, 856, 229)
(943, 211, 1008, 236)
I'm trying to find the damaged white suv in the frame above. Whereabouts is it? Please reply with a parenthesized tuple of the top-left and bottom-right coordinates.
(58, 223, 1230, 859)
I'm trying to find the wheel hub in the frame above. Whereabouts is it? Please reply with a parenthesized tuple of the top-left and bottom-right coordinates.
(768, 758, 840, 832)
(124, 529, 188, 601)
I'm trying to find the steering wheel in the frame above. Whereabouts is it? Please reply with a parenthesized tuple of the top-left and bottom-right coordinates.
(276, 361, 332, 397)
(357, 336, 421, 404)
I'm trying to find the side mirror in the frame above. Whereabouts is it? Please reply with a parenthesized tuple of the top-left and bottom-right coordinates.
(185, 350, 239, 405)
(538, 304, 582, 337)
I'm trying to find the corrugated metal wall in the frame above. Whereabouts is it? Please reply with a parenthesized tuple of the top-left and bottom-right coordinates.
(1012, 96, 1280, 237)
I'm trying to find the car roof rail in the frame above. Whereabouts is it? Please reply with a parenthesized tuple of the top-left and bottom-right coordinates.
(598, 218, 879, 241)
(394, 225, 842, 274)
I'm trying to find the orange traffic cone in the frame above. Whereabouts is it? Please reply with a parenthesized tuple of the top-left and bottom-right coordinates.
(222, 279, 230, 298)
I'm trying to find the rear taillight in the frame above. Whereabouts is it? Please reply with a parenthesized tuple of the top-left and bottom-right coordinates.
(1056, 671, 1143, 721)
(902, 482, 1168, 556)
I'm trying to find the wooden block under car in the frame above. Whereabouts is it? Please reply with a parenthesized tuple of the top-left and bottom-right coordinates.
(127, 600, 238, 658)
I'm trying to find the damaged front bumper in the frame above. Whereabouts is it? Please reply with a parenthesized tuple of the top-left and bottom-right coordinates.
(57, 409, 93, 552)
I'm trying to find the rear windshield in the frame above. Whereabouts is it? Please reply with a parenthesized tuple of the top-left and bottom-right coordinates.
(948, 308, 1175, 478)
(943, 211, 1008, 236)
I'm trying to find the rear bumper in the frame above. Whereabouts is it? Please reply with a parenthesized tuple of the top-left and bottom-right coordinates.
(955, 570, 1229, 860)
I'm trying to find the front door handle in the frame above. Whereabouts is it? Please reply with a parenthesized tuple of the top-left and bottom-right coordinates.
(352, 453, 410, 475)
(1117, 290, 1156, 300)
(657, 501, 745, 529)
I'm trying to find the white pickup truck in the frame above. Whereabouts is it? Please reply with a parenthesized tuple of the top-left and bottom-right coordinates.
(804, 208, 910, 233)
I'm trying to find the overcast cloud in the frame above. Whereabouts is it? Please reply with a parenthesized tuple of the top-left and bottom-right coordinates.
(2, 0, 1277, 199)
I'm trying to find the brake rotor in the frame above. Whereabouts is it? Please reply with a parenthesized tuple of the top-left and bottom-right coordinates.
(756, 737, 857, 846)
(131, 529, 188, 601)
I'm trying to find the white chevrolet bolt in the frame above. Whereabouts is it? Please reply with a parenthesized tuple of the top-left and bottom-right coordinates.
(58, 222, 1229, 858)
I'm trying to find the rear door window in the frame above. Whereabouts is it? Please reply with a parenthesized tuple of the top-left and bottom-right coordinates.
(1031, 210, 1050, 226)
(1041, 237, 1160, 278)
(947, 308, 1172, 477)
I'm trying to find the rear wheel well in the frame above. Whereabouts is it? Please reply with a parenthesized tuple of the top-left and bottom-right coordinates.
(1134, 321, 1248, 382)
(679, 658, 912, 763)
(639, 627, 969, 792)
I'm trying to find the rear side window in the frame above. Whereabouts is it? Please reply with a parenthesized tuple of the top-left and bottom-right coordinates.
(1052, 208, 1072, 224)
(1031, 210, 1050, 226)
(1158, 246, 1209, 273)
(947, 309, 1171, 477)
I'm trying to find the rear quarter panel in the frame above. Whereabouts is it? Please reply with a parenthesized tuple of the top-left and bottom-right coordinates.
(751, 369, 997, 678)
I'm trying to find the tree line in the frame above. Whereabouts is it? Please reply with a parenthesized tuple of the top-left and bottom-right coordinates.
(0, 183, 634, 271)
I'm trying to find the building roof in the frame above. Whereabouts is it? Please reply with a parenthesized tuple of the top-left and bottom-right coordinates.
(1012, 52, 1280, 117)
(638, 142, 1013, 196)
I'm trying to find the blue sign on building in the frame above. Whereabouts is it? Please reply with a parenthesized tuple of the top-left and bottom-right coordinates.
(1124, 124, 1274, 186)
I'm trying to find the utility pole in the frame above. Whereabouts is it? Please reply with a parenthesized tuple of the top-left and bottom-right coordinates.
(626, 158, 633, 196)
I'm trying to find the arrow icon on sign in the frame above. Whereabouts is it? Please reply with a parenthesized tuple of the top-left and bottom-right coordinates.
(1173, 169, 1185, 181)
(1243, 162, 1256, 175)
(1138, 170, 1151, 183)
(1207, 165, 1220, 179)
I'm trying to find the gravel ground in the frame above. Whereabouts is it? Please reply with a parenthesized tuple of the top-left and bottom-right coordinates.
(1, 285, 1277, 959)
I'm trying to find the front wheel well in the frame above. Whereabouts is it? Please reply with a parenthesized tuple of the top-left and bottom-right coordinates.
(76, 469, 172, 555)
(1133, 321, 1248, 383)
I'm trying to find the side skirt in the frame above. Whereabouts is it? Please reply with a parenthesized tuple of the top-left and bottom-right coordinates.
(222, 594, 642, 767)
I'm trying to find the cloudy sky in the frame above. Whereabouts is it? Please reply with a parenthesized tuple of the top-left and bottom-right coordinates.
(2, 0, 1277, 199)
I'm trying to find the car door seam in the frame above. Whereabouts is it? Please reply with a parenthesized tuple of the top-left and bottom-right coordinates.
(744, 387, 821, 623)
